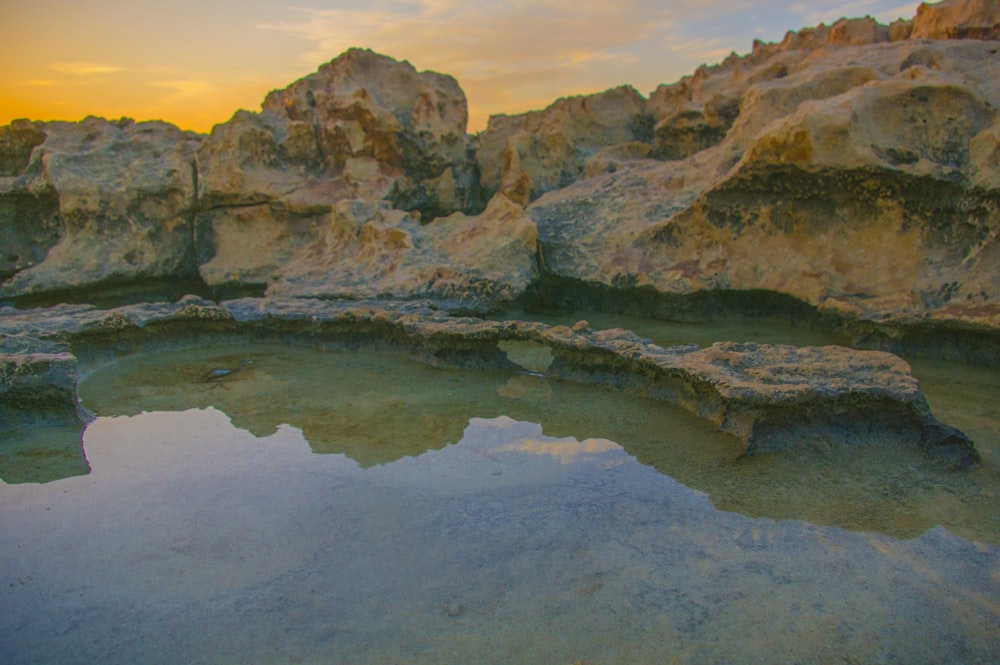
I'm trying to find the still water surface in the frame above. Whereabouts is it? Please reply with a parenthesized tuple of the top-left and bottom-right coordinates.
(2, 324, 1000, 663)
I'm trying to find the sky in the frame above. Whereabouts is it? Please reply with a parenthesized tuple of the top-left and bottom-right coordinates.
(0, 0, 922, 134)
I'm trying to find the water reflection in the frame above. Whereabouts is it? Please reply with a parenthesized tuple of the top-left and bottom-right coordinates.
(69, 343, 1000, 545)
(2, 408, 998, 664)
(0, 424, 88, 483)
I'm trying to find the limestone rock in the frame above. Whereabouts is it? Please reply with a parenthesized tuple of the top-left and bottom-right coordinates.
(528, 35, 1000, 327)
(476, 86, 650, 204)
(197, 48, 480, 219)
(194, 49, 493, 300)
(268, 194, 539, 310)
(0, 117, 202, 298)
(911, 0, 1000, 40)
(0, 120, 67, 286)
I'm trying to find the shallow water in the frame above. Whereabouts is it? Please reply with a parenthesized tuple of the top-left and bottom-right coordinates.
(3, 341, 1000, 663)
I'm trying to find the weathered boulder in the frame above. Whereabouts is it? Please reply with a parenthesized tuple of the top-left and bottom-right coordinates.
(0, 117, 202, 298)
(267, 193, 538, 310)
(196, 49, 481, 219)
(193, 48, 517, 304)
(476, 86, 650, 204)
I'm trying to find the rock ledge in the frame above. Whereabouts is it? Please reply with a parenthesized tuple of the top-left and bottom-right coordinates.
(0, 297, 978, 467)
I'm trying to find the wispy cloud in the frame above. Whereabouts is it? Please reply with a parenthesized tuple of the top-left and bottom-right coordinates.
(152, 80, 215, 97)
(258, 0, 677, 128)
(789, 0, 921, 26)
(49, 61, 125, 76)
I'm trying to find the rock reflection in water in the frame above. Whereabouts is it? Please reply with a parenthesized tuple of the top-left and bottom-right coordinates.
(0, 423, 89, 483)
(74, 343, 1000, 545)
(1, 409, 998, 665)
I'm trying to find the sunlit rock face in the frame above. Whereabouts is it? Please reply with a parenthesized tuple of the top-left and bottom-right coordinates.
(0, 118, 202, 297)
(193, 48, 535, 306)
(475, 85, 651, 205)
(910, 0, 1000, 39)
(527, 35, 1000, 334)
(265, 193, 538, 308)
(197, 48, 481, 221)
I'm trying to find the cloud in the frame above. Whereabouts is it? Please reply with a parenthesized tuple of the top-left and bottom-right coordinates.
(152, 80, 215, 97)
(497, 436, 621, 464)
(49, 62, 125, 76)
(256, 0, 925, 131)
(259, 0, 677, 128)
(789, 0, 921, 26)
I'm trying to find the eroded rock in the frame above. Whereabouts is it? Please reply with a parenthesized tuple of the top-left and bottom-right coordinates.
(0, 1, 997, 349)
(0, 118, 202, 298)
(476, 86, 650, 204)
(267, 193, 538, 310)
(911, 0, 1000, 40)
(528, 36, 1000, 334)
(192, 49, 528, 305)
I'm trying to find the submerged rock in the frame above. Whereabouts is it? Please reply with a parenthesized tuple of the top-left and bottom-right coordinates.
(0, 297, 979, 468)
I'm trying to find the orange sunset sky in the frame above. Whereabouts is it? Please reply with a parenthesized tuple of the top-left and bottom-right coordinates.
(1, 0, 921, 134)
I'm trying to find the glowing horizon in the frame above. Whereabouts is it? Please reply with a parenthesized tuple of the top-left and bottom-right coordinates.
(1, 1, 921, 135)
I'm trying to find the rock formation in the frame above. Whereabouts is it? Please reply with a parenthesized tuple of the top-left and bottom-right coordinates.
(525, 5, 1000, 354)
(192, 48, 520, 302)
(0, 50, 534, 310)
(0, 0, 998, 355)
(0, 118, 202, 296)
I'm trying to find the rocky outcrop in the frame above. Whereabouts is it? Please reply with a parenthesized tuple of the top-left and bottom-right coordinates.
(0, 118, 202, 297)
(191, 49, 534, 309)
(528, 35, 1000, 340)
(0, 51, 536, 310)
(264, 193, 538, 308)
(0, 296, 979, 467)
(0, 0, 998, 346)
(197, 48, 480, 219)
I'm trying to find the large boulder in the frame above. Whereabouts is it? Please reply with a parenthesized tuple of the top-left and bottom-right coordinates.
(197, 49, 481, 218)
(194, 48, 503, 302)
(0, 117, 202, 299)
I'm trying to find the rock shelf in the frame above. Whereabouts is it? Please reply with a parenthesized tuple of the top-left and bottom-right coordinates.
(0, 296, 979, 467)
